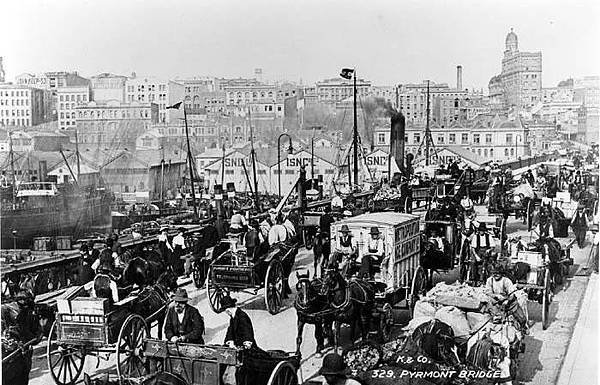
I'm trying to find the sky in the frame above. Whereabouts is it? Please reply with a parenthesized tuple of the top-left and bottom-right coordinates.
(1, 0, 599, 90)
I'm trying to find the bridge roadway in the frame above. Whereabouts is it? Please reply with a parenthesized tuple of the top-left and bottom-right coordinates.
(26, 203, 595, 385)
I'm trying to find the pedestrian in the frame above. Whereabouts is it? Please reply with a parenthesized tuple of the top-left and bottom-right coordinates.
(317, 353, 361, 385)
(92, 261, 119, 305)
(163, 288, 205, 344)
(229, 209, 247, 235)
(571, 205, 589, 248)
(172, 227, 187, 276)
(222, 295, 258, 349)
(158, 226, 173, 266)
(77, 244, 95, 284)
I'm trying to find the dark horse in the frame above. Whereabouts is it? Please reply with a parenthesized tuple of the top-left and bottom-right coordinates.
(531, 237, 566, 287)
(294, 270, 333, 357)
(122, 248, 171, 287)
(319, 268, 375, 352)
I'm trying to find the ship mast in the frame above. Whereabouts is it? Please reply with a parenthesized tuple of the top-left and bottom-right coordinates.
(75, 129, 81, 179)
(247, 107, 260, 212)
(183, 105, 198, 219)
(425, 80, 431, 166)
(8, 129, 16, 206)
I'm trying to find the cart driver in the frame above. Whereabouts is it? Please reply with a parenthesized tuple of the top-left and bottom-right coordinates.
(485, 265, 529, 331)
(229, 209, 248, 235)
(428, 229, 445, 252)
(91, 261, 119, 305)
(332, 225, 357, 271)
(358, 227, 385, 279)
(163, 288, 205, 344)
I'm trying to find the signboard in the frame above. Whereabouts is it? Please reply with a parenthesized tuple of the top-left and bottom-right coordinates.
(213, 265, 253, 285)
(16, 74, 49, 89)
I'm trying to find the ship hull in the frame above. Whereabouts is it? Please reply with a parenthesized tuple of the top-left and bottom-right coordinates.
(1, 195, 112, 249)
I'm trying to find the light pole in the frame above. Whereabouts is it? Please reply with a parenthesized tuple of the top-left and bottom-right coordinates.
(277, 133, 294, 198)
(12, 230, 17, 250)
(311, 137, 315, 181)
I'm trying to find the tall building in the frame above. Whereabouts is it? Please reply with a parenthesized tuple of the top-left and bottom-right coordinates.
(57, 86, 92, 130)
(125, 76, 185, 124)
(91, 73, 128, 103)
(0, 84, 53, 127)
(489, 29, 542, 111)
(0, 57, 5, 83)
(315, 78, 371, 104)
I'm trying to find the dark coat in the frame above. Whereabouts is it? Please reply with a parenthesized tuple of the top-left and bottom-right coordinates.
(224, 308, 257, 348)
(164, 304, 205, 344)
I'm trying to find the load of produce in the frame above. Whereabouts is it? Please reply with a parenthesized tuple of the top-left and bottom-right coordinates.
(343, 341, 383, 373)
(374, 185, 403, 201)
(421, 282, 493, 310)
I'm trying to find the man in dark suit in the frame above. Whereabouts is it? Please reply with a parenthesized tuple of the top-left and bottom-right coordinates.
(164, 288, 205, 344)
(221, 296, 257, 350)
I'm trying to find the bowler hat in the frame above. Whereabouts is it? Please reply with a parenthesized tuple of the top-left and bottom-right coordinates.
(477, 222, 488, 232)
(339, 225, 351, 234)
(220, 295, 237, 309)
(173, 288, 189, 303)
(369, 227, 380, 235)
(318, 353, 348, 376)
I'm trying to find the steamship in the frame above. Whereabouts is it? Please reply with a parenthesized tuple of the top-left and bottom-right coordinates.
(0, 180, 112, 249)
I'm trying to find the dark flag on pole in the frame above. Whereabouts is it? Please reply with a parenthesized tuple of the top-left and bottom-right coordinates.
(166, 102, 182, 110)
(340, 68, 354, 80)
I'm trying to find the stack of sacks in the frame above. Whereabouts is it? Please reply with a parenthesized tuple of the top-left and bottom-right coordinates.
(374, 186, 402, 201)
(422, 282, 493, 306)
(434, 306, 472, 338)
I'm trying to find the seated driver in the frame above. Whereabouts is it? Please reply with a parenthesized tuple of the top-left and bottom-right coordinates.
(359, 227, 385, 279)
(332, 225, 357, 271)
(485, 265, 529, 331)
(164, 288, 205, 344)
(91, 261, 119, 305)
(428, 229, 445, 252)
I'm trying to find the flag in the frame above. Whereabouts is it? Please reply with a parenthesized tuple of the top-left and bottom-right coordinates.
(340, 68, 354, 80)
(166, 102, 182, 110)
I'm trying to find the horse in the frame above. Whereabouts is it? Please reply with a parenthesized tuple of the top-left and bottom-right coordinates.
(122, 249, 168, 287)
(294, 270, 333, 357)
(403, 319, 461, 367)
(319, 268, 375, 352)
(529, 237, 565, 286)
(312, 231, 330, 279)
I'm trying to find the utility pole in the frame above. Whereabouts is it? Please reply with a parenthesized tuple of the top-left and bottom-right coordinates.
(75, 130, 81, 180)
(353, 70, 358, 190)
(425, 80, 431, 166)
(183, 105, 198, 219)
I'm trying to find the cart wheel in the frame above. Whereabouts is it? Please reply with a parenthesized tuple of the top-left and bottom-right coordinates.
(266, 361, 298, 385)
(265, 259, 284, 314)
(192, 260, 206, 288)
(116, 314, 149, 384)
(542, 269, 551, 330)
(206, 266, 227, 313)
(409, 266, 427, 317)
(46, 321, 86, 385)
(380, 303, 394, 342)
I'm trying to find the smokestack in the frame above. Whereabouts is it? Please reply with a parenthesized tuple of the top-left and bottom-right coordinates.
(390, 112, 405, 175)
(457, 65, 463, 91)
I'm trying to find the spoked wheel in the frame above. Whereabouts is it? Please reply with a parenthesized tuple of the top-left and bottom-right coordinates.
(206, 266, 227, 313)
(265, 259, 284, 314)
(542, 269, 551, 330)
(380, 303, 394, 342)
(46, 321, 86, 385)
(500, 217, 508, 254)
(116, 314, 150, 385)
(267, 361, 298, 385)
(409, 266, 427, 317)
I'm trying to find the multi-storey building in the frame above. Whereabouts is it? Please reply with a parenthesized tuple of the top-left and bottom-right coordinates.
(125, 76, 185, 123)
(57, 86, 92, 129)
(91, 73, 128, 103)
(0, 84, 53, 127)
(488, 29, 542, 111)
(74, 100, 158, 148)
(223, 80, 277, 106)
(315, 78, 371, 104)
(0, 57, 5, 83)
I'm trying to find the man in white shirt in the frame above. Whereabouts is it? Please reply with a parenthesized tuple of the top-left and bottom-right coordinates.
(331, 192, 344, 212)
(358, 227, 385, 279)
(172, 228, 188, 277)
(460, 194, 474, 215)
(485, 266, 528, 330)
(229, 209, 247, 235)
(333, 225, 357, 273)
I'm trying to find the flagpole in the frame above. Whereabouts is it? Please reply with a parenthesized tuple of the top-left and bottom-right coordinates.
(353, 69, 358, 191)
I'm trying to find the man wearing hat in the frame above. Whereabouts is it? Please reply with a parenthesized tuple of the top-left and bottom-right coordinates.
(318, 353, 361, 385)
(358, 227, 385, 279)
(230, 209, 248, 235)
(158, 226, 173, 264)
(571, 204, 589, 248)
(164, 288, 205, 344)
(91, 261, 119, 305)
(485, 265, 528, 330)
(77, 243, 95, 285)
(332, 225, 357, 272)
(221, 296, 257, 350)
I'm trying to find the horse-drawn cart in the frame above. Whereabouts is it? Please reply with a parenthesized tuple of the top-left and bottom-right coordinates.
(206, 238, 298, 315)
(139, 338, 299, 385)
(46, 281, 171, 385)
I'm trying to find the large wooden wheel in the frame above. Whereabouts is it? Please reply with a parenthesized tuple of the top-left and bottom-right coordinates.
(542, 269, 551, 330)
(206, 266, 227, 313)
(265, 259, 284, 314)
(409, 266, 427, 317)
(192, 259, 207, 288)
(116, 314, 150, 384)
(266, 361, 298, 385)
(46, 321, 86, 385)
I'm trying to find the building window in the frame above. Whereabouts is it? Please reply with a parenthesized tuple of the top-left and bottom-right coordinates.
(505, 134, 513, 144)
(473, 134, 480, 144)
(485, 134, 492, 144)
(505, 148, 509, 157)
(285, 169, 295, 175)
(510, 148, 515, 156)
(414, 134, 420, 144)
(490, 149, 494, 157)
(437, 135, 444, 144)
(477, 149, 481, 156)
(378, 133, 385, 144)
(484, 149, 488, 157)
(449, 134, 456, 144)
(461, 133, 468, 144)
(225, 170, 234, 175)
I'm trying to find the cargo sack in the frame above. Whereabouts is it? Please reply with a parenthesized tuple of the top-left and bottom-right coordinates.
(413, 301, 437, 319)
(434, 306, 471, 338)
(466, 312, 491, 332)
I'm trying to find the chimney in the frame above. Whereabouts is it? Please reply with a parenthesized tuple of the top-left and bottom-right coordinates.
(457, 65, 463, 91)
(390, 112, 406, 174)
